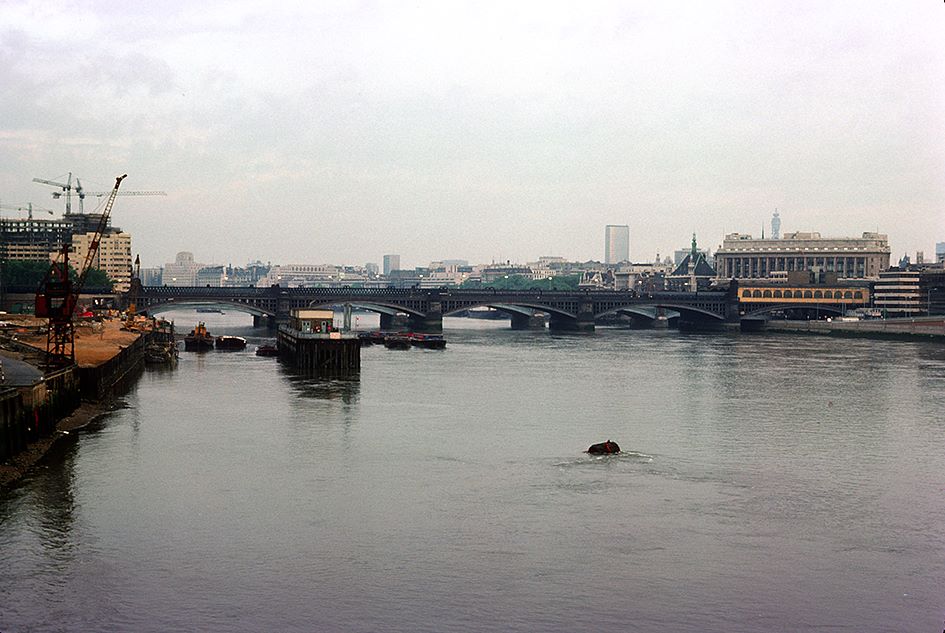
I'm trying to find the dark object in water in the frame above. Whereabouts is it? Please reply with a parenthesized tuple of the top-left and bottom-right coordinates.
(587, 440, 620, 455)
(409, 333, 446, 349)
(255, 344, 279, 357)
(383, 335, 412, 350)
(216, 335, 247, 350)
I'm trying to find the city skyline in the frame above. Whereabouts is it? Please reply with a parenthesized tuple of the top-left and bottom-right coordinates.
(1, 2, 943, 268)
(115, 218, 930, 274)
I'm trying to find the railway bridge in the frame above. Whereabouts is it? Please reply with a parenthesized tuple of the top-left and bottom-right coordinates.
(128, 285, 744, 332)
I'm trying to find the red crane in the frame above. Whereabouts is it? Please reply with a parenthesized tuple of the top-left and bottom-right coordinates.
(35, 174, 126, 366)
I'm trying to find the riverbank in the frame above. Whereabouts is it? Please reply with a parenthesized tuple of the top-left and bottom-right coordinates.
(761, 316, 945, 341)
(0, 402, 110, 487)
(1, 317, 149, 489)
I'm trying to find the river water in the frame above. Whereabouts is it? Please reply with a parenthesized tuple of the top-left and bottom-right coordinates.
(1, 310, 943, 632)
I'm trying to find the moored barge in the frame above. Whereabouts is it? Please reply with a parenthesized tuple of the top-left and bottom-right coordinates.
(184, 322, 214, 351)
(215, 335, 247, 350)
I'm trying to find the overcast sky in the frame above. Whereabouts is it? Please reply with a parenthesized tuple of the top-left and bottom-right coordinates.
(1, 1, 943, 270)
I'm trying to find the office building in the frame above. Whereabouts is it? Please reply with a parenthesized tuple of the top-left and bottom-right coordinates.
(936, 242, 945, 264)
(71, 231, 133, 292)
(196, 265, 226, 287)
(771, 210, 781, 240)
(0, 217, 73, 260)
(140, 267, 163, 286)
(163, 251, 200, 286)
(264, 264, 342, 287)
(383, 254, 401, 276)
(604, 225, 630, 265)
(873, 268, 923, 316)
(714, 231, 890, 280)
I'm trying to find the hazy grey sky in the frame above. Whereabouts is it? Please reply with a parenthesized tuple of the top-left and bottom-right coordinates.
(1, 1, 943, 270)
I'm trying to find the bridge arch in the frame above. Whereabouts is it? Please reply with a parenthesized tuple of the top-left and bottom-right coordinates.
(307, 300, 425, 319)
(742, 303, 845, 318)
(634, 303, 725, 321)
(442, 302, 574, 320)
(140, 299, 274, 318)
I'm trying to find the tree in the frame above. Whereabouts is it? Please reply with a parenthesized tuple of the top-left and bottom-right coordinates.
(1, 260, 52, 288)
(1, 260, 114, 292)
(82, 268, 114, 291)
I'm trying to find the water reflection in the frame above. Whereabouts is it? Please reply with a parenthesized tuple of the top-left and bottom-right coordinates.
(31, 440, 79, 565)
(0, 435, 79, 579)
(279, 366, 361, 405)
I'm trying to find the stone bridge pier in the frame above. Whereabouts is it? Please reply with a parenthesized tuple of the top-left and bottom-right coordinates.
(379, 313, 409, 331)
(548, 301, 596, 332)
(407, 300, 444, 333)
(510, 312, 546, 330)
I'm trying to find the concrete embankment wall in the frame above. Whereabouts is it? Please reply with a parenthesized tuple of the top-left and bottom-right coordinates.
(762, 318, 945, 341)
(78, 333, 148, 402)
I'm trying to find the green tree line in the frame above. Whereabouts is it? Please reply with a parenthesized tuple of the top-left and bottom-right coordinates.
(1, 260, 113, 290)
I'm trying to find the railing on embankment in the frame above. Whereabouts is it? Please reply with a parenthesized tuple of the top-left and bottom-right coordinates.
(762, 317, 945, 341)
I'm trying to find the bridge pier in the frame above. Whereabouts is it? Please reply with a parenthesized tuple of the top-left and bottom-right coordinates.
(379, 313, 409, 331)
(678, 318, 727, 332)
(740, 317, 767, 332)
(510, 312, 546, 330)
(408, 312, 443, 334)
(548, 313, 595, 332)
(259, 314, 288, 330)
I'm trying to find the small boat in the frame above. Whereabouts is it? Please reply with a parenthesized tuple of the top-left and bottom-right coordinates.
(383, 335, 412, 350)
(196, 307, 223, 313)
(409, 333, 447, 349)
(184, 322, 214, 351)
(145, 341, 179, 365)
(216, 335, 247, 350)
(358, 331, 391, 346)
(255, 344, 279, 357)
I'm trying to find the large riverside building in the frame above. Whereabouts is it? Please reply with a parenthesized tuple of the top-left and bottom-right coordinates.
(873, 267, 945, 316)
(714, 231, 890, 280)
(71, 231, 133, 292)
(163, 251, 200, 286)
(604, 225, 630, 265)
(1, 213, 133, 291)
(0, 217, 73, 260)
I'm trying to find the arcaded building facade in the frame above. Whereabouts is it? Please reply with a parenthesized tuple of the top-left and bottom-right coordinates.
(714, 231, 890, 280)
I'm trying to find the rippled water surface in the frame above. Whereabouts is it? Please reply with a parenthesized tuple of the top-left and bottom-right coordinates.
(2, 312, 944, 632)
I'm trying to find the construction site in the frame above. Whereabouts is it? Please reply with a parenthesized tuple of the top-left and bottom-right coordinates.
(0, 175, 173, 486)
